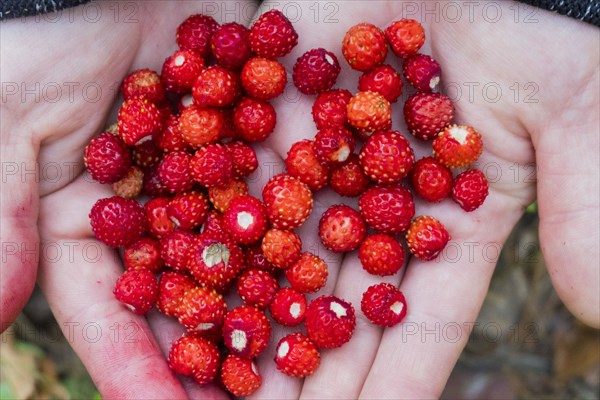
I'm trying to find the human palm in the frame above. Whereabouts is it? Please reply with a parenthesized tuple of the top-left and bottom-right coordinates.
(1, 1, 597, 399)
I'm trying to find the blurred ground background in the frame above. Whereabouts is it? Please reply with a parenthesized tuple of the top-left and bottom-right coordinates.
(1, 206, 599, 399)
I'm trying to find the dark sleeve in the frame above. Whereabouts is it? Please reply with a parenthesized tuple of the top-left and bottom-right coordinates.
(518, 0, 599, 26)
(0, 0, 92, 21)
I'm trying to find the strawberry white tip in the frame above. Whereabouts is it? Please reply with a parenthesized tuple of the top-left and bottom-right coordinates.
(202, 243, 230, 267)
(449, 126, 469, 144)
(430, 76, 440, 90)
(135, 135, 153, 145)
(237, 212, 254, 230)
(124, 303, 136, 313)
(390, 301, 404, 315)
(289, 302, 301, 318)
(325, 53, 335, 65)
(231, 329, 248, 352)
(277, 340, 290, 358)
(251, 361, 259, 376)
(174, 55, 186, 66)
(330, 301, 347, 318)
(335, 146, 351, 162)
(195, 322, 214, 331)
(180, 94, 194, 108)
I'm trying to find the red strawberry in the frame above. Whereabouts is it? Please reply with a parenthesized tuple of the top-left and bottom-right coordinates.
(223, 195, 268, 244)
(227, 141, 258, 179)
(178, 286, 227, 335)
(161, 50, 205, 94)
(342, 23, 387, 72)
(193, 66, 240, 108)
(190, 143, 234, 188)
(319, 205, 366, 253)
(358, 184, 415, 233)
(313, 126, 355, 166)
(222, 305, 271, 358)
(211, 22, 253, 70)
(275, 333, 320, 377)
(89, 197, 145, 247)
(145, 197, 175, 239)
(312, 89, 352, 130)
(160, 230, 195, 272)
(121, 68, 165, 103)
(403, 53, 441, 92)
(220, 355, 262, 397)
(237, 268, 279, 310)
(208, 179, 249, 213)
(111, 166, 144, 198)
(358, 65, 403, 103)
(432, 125, 483, 168)
(113, 268, 158, 315)
(159, 115, 191, 153)
(305, 295, 356, 349)
(244, 244, 278, 275)
(117, 96, 163, 146)
(167, 191, 210, 230)
(404, 92, 455, 141)
(269, 287, 307, 326)
(168, 335, 220, 385)
(285, 252, 328, 293)
(293, 48, 340, 95)
(188, 231, 244, 289)
(201, 210, 231, 241)
(359, 130, 415, 183)
(451, 169, 489, 212)
(410, 157, 453, 202)
(384, 19, 425, 59)
(249, 9, 298, 59)
(157, 151, 193, 194)
(262, 174, 313, 229)
(233, 97, 277, 142)
(156, 271, 196, 317)
(176, 14, 219, 57)
(241, 57, 287, 100)
(285, 139, 330, 191)
(347, 91, 392, 138)
(142, 165, 170, 197)
(261, 228, 302, 270)
(179, 105, 223, 148)
(405, 216, 450, 261)
(124, 237, 164, 273)
(330, 154, 371, 197)
(132, 139, 162, 169)
(84, 132, 131, 184)
(361, 283, 407, 327)
(358, 234, 404, 276)
(219, 109, 239, 141)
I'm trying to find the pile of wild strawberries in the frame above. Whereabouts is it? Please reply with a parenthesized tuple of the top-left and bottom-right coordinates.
(84, 10, 488, 396)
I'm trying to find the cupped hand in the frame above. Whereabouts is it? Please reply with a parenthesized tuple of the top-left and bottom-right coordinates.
(1, 1, 597, 399)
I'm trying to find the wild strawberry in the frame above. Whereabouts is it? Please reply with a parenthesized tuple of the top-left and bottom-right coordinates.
(113, 268, 158, 315)
(244, 244, 278, 275)
(157, 151, 193, 194)
(142, 165, 169, 197)
(313, 127, 355, 166)
(179, 106, 223, 148)
(201, 210, 231, 241)
(342, 23, 387, 72)
(168, 335, 220, 385)
(222, 305, 271, 358)
(167, 191, 210, 230)
(411, 157, 453, 202)
(132, 139, 162, 169)
(286, 252, 328, 293)
(403, 53, 441, 93)
(249, 9, 298, 59)
(405, 216, 450, 261)
(451, 169, 489, 212)
(241, 57, 287, 100)
(275, 333, 320, 378)
(262, 174, 313, 229)
(223, 195, 268, 244)
(227, 141, 258, 179)
(358, 65, 403, 103)
(112, 166, 144, 198)
(124, 237, 163, 273)
(261, 228, 302, 270)
(220, 355, 262, 397)
(404, 92, 454, 141)
(84, 132, 131, 184)
(433, 125, 483, 168)
(159, 115, 192, 153)
(208, 179, 249, 213)
(285, 139, 330, 191)
(161, 50, 205, 93)
(329, 154, 371, 197)
(176, 14, 219, 57)
(384, 19, 425, 59)
(293, 48, 341, 95)
(312, 89, 352, 130)
(361, 283, 407, 327)
(178, 286, 227, 335)
(358, 184, 415, 233)
(211, 22, 253, 70)
(89, 197, 145, 247)
(121, 68, 165, 103)
(318, 204, 366, 253)
(190, 143, 234, 188)
(358, 234, 404, 276)
(233, 97, 277, 142)
(145, 197, 175, 239)
(269, 287, 307, 326)
(117, 96, 163, 146)
(192, 66, 240, 108)
(359, 130, 414, 184)
(305, 295, 356, 349)
(160, 230, 195, 272)
(188, 231, 244, 289)
(156, 271, 196, 317)
(237, 268, 279, 310)
(220, 107, 240, 140)
(347, 91, 392, 139)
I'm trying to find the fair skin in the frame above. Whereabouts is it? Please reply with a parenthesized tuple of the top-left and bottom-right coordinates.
(1, 0, 598, 398)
